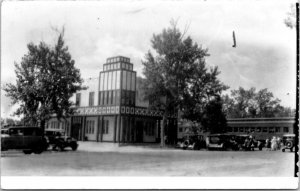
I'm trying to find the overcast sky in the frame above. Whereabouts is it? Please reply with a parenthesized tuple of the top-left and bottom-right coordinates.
(1, 0, 297, 119)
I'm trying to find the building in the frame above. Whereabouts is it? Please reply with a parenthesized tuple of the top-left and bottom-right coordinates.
(177, 117, 296, 141)
(47, 56, 177, 143)
(226, 117, 296, 141)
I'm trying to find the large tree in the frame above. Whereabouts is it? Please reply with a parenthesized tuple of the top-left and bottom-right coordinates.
(222, 87, 292, 118)
(142, 21, 228, 146)
(4, 29, 84, 130)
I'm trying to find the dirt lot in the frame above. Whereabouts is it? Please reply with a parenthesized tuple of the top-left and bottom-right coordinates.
(1, 142, 295, 176)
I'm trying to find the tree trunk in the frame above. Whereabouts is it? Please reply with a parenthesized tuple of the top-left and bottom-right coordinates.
(40, 119, 46, 134)
(160, 114, 167, 147)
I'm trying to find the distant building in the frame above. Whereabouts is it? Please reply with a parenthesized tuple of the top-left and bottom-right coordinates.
(177, 117, 296, 141)
(47, 56, 177, 143)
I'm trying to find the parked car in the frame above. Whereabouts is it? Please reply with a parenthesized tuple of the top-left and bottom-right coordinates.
(1, 126, 48, 154)
(176, 134, 206, 150)
(282, 134, 295, 152)
(44, 129, 78, 151)
(206, 134, 238, 151)
(235, 134, 257, 151)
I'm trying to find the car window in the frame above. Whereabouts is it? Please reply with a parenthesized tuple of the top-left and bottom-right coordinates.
(209, 136, 220, 144)
(9, 128, 24, 136)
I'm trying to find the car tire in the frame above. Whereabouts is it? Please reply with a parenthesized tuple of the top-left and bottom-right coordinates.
(285, 141, 293, 149)
(282, 148, 285, 152)
(71, 144, 78, 151)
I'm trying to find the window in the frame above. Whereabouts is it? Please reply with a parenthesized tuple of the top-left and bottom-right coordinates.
(100, 73, 104, 91)
(107, 91, 110, 105)
(263, 127, 268, 132)
(131, 72, 135, 91)
(121, 91, 126, 105)
(269, 127, 275, 133)
(75, 93, 81, 106)
(112, 91, 116, 105)
(89, 92, 95, 106)
(116, 90, 120, 105)
(126, 91, 130, 105)
(103, 72, 107, 90)
(179, 128, 183, 132)
(112, 71, 116, 90)
(103, 120, 109, 134)
(98, 92, 101, 105)
(228, 127, 232, 132)
(239, 127, 244, 132)
(108, 72, 112, 90)
(275, 127, 280, 133)
(250, 127, 255, 133)
(122, 71, 127, 90)
(283, 127, 289, 133)
(116, 71, 120, 89)
(103, 91, 107, 105)
(126, 72, 131, 90)
(234, 127, 238, 132)
(256, 127, 261, 132)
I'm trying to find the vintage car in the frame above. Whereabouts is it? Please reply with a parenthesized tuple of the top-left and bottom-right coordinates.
(206, 134, 239, 151)
(234, 134, 257, 151)
(1, 126, 48, 154)
(176, 134, 206, 150)
(44, 129, 78, 151)
(281, 134, 295, 152)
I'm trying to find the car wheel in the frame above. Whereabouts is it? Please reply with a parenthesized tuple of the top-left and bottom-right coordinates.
(23, 150, 32, 154)
(71, 144, 78, 151)
(282, 148, 285, 152)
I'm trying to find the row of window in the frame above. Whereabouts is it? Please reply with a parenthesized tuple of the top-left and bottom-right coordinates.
(106, 57, 130, 64)
(178, 126, 290, 133)
(76, 90, 136, 107)
(103, 62, 133, 71)
(227, 126, 289, 133)
(46, 121, 70, 134)
(99, 70, 136, 91)
(83, 120, 110, 135)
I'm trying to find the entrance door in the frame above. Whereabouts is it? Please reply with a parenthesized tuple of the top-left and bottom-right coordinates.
(136, 121, 143, 143)
(71, 123, 81, 140)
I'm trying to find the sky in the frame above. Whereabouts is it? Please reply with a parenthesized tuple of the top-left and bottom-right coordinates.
(1, 0, 297, 119)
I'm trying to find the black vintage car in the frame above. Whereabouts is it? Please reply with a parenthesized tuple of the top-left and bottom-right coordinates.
(176, 134, 206, 150)
(234, 134, 257, 151)
(206, 134, 239, 151)
(44, 130, 78, 151)
(1, 126, 48, 154)
(282, 134, 295, 152)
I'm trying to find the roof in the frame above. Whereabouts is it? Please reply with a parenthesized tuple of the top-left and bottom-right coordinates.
(283, 134, 296, 137)
(7, 126, 40, 129)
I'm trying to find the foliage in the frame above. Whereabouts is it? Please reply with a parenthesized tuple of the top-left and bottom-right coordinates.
(284, 1, 298, 29)
(201, 96, 227, 133)
(142, 20, 228, 142)
(222, 87, 294, 118)
(3, 29, 84, 129)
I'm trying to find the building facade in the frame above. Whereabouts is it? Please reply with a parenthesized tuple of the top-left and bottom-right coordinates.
(47, 56, 177, 143)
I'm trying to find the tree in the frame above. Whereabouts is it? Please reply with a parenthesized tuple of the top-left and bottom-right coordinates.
(255, 88, 281, 117)
(4, 28, 84, 131)
(222, 87, 293, 118)
(142, 20, 228, 146)
(284, 1, 298, 29)
(201, 96, 227, 133)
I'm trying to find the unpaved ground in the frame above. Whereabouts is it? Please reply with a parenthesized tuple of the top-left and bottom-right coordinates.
(1, 142, 295, 176)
